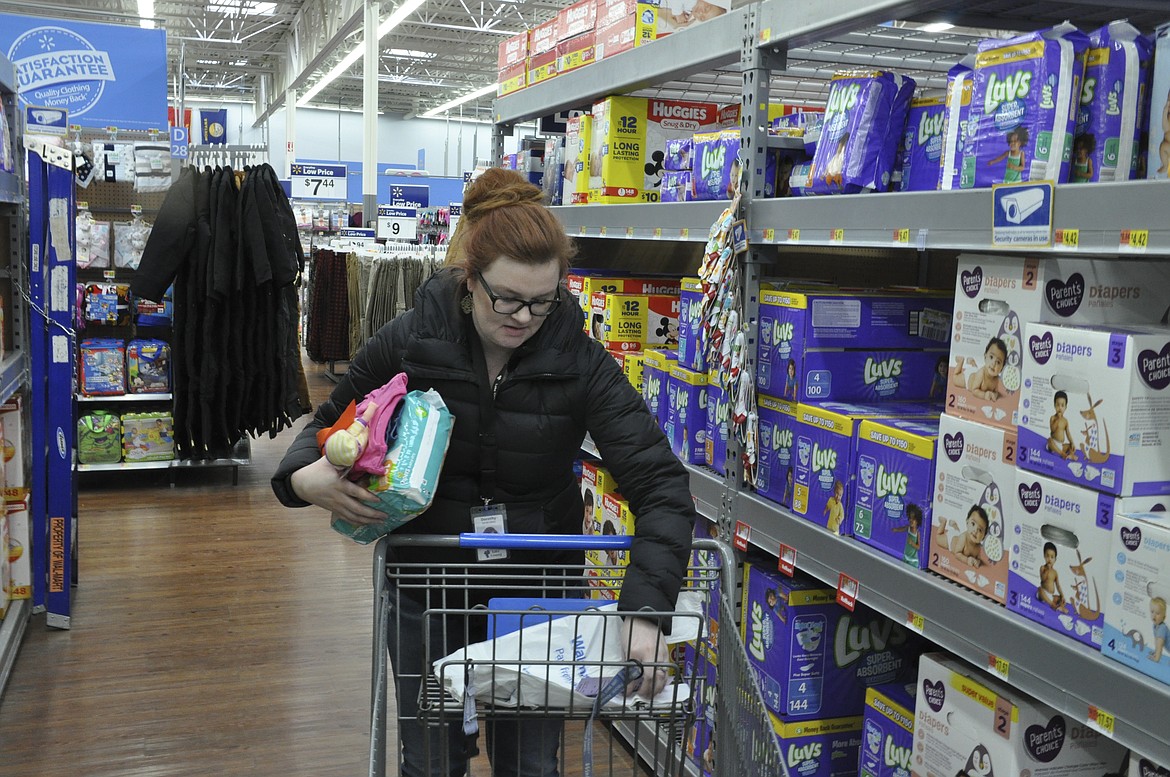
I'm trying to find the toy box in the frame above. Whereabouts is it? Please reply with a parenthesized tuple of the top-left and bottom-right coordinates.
(931, 413, 1016, 603)
(938, 61, 974, 190)
(741, 563, 921, 721)
(1017, 323, 1170, 496)
(1103, 511, 1170, 685)
(641, 349, 677, 425)
(772, 714, 864, 777)
(946, 255, 1170, 432)
(78, 412, 122, 464)
(900, 94, 946, 192)
(705, 370, 730, 475)
(678, 277, 705, 372)
(961, 24, 1090, 188)
(0, 394, 25, 499)
(1148, 23, 1170, 181)
(556, 30, 596, 75)
(588, 96, 720, 203)
(127, 339, 171, 394)
(756, 394, 799, 508)
(84, 282, 131, 325)
(757, 288, 952, 400)
(860, 683, 915, 777)
(569, 273, 682, 327)
(121, 412, 175, 462)
(912, 652, 1127, 777)
(854, 419, 940, 569)
(80, 338, 126, 396)
(590, 291, 680, 352)
(665, 364, 707, 464)
(6, 498, 29, 600)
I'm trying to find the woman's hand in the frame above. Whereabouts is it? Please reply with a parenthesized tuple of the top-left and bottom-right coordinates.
(622, 616, 671, 699)
(289, 456, 386, 526)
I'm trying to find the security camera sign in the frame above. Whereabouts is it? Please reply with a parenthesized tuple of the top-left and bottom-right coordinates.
(992, 181, 1053, 247)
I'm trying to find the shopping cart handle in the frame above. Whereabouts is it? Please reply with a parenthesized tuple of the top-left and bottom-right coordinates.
(457, 532, 633, 550)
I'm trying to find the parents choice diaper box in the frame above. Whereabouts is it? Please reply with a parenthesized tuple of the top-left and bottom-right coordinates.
(900, 93, 947, 192)
(1103, 511, 1170, 685)
(741, 562, 922, 721)
(563, 114, 593, 204)
(860, 683, 915, 777)
(770, 714, 864, 777)
(588, 96, 721, 203)
(911, 652, 1128, 777)
(1017, 323, 1170, 497)
(1130, 754, 1170, 777)
(946, 255, 1170, 432)
(757, 394, 799, 508)
(1071, 22, 1152, 183)
(939, 60, 974, 190)
(705, 368, 730, 475)
(853, 419, 940, 570)
(590, 290, 681, 352)
(665, 364, 707, 465)
(1146, 22, 1170, 180)
(6, 497, 30, 600)
(931, 413, 1017, 603)
(809, 70, 916, 195)
(960, 24, 1089, 189)
(678, 277, 705, 371)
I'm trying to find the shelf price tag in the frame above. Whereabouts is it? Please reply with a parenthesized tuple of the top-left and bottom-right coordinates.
(1055, 228, 1079, 249)
(579, 225, 587, 236)
(787, 228, 800, 243)
(894, 228, 910, 245)
(376, 207, 417, 241)
(905, 610, 926, 635)
(763, 228, 776, 242)
(599, 226, 608, 237)
(830, 228, 845, 244)
(777, 543, 796, 577)
(1120, 229, 1149, 251)
(290, 163, 347, 201)
(988, 653, 1010, 680)
(653, 227, 662, 239)
(680, 228, 690, 240)
(1087, 706, 1115, 737)
(103, 270, 116, 281)
(130, 205, 143, 216)
(733, 520, 751, 551)
(836, 573, 859, 611)
(625, 226, 635, 238)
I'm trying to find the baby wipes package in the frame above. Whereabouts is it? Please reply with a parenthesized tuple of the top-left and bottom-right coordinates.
(860, 683, 915, 777)
(756, 394, 799, 508)
(771, 714, 864, 777)
(946, 255, 1170, 432)
(665, 364, 707, 465)
(1017, 323, 1170, 496)
(809, 70, 916, 194)
(912, 652, 1128, 777)
(961, 24, 1090, 188)
(931, 413, 1017, 603)
(1146, 22, 1170, 180)
(853, 419, 939, 569)
(1103, 511, 1170, 685)
(939, 60, 974, 190)
(901, 94, 947, 192)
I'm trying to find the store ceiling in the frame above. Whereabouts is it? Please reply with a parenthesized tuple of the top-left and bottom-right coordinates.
(0, 0, 1167, 125)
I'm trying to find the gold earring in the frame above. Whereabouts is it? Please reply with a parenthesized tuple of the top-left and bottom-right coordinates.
(461, 293, 473, 314)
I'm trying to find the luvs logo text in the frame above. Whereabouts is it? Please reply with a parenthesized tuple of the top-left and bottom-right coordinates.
(835, 614, 907, 668)
(864, 357, 903, 385)
(787, 742, 823, 768)
(774, 427, 793, 452)
(772, 320, 795, 344)
(701, 143, 726, 181)
(749, 601, 766, 661)
(984, 70, 1032, 113)
(875, 464, 908, 499)
(812, 443, 836, 473)
(827, 82, 862, 115)
(918, 110, 944, 145)
(884, 737, 912, 770)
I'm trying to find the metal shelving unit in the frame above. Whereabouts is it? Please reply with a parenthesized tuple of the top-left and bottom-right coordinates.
(551, 202, 726, 242)
(77, 392, 173, 403)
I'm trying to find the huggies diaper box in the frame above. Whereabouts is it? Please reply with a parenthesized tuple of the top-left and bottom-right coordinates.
(853, 419, 940, 569)
(665, 364, 707, 465)
(931, 414, 1017, 603)
(587, 492, 634, 599)
(1147, 22, 1170, 181)
(641, 349, 677, 425)
(569, 273, 682, 330)
(678, 277, 705, 371)
(756, 394, 799, 508)
(497, 31, 528, 96)
(563, 114, 593, 205)
(615, 350, 644, 394)
(946, 255, 1170, 432)
(860, 683, 915, 777)
(1103, 511, 1170, 685)
(770, 714, 864, 777)
(1017, 323, 1170, 496)
(912, 652, 1127, 777)
(527, 19, 559, 86)
(705, 370, 730, 475)
(590, 291, 680, 352)
(741, 562, 922, 721)
(594, 0, 659, 61)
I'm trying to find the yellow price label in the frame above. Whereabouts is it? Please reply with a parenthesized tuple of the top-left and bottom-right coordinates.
(680, 228, 690, 240)
(763, 228, 776, 242)
(653, 227, 662, 239)
(579, 226, 587, 235)
(599, 226, 608, 237)
(894, 228, 910, 245)
(1056, 228, 1080, 248)
(905, 611, 926, 635)
(625, 226, 635, 238)
(78, 201, 89, 210)
(1087, 706, 1115, 736)
(103, 270, 116, 280)
(830, 228, 845, 243)
(760, 27, 772, 43)
(1121, 229, 1149, 250)
(988, 654, 1010, 679)
(787, 228, 800, 242)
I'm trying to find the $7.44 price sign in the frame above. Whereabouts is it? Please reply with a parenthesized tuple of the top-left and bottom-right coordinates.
(290, 163, 347, 201)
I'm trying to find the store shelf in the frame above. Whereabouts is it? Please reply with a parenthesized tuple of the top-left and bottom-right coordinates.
(687, 464, 724, 523)
(551, 202, 726, 242)
(77, 392, 173, 403)
(0, 598, 30, 698)
(0, 352, 26, 407)
(0, 171, 20, 205)
(77, 460, 175, 472)
(733, 489, 1170, 763)
(750, 180, 1170, 256)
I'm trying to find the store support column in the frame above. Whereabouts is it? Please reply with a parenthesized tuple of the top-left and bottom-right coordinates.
(362, 0, 379, 224)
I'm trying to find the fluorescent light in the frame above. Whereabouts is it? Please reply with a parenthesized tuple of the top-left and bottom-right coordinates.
(297, 0, 428, 107)
(138, 0, 155, 28)
(919, 22, 954, 33)
(421, 83, 498, 117)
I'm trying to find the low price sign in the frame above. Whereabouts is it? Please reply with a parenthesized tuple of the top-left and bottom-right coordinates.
(377, 205, 417, 241)
(290, 162, 347, 201)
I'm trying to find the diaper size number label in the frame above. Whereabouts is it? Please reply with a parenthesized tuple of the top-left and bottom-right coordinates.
(1087, 706, 1115, 737)
(987, 653, 1010, 680)
(1120, 229, 1148, 251)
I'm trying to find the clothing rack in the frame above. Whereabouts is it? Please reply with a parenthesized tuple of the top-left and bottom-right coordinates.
(186, 144, 268, 170)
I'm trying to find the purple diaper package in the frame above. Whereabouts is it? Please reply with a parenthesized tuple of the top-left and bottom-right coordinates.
(661, 170, 693, 203)
(1071, 21, 1153, 183)
(810, 70, 916, 195)
(961, 23, 1090, 188)
(900, 94, 947, 192)
(796, 349, 949, 404)
(756, 394, 799, 508)
(692, 129, 741, 200)
(939, 60, 974, 190)
(705, 370, 730, 475)
(665, 137, 693, 171)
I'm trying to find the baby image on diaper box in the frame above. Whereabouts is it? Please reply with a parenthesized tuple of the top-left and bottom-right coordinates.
(946, 254, 1170, 432)
(931, 413, 1017, 603)
(1103, 511, 1170, 686)
(961, 23, 1089, 188)
(1017, 323, 1170, 496)
(665, 364, 707, 465)
(860, 683, 915, 777)
(756, 394, 798, 508)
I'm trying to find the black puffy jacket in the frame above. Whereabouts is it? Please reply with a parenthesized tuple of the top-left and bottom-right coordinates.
(272, 267, 697, 621)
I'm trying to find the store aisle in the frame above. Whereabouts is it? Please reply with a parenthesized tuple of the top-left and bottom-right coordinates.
(0, 361, 381, 776)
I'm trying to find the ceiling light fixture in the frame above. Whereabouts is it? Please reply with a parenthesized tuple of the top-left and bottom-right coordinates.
(420, 82, 498, 117)
(137, 0, 156, 28)
(919, 22, 955, 33)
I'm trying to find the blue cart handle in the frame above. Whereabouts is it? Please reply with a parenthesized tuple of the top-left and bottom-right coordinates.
(458, 532, 633, 551)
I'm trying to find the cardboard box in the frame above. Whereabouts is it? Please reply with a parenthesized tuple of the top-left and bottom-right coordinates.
(654, 0, 731, 38)
(556, 30, 596, 75)
(581, 459, 619, 536)
(569, 274, 681, 328)
(771, 714, 864, 777)
(0, 393, 26, 499)
(641, 349, 677, 425)
(498, 61, 526, 96)
(685, 646, 719, 776)
(6, 498, 29, 600)
(527, 47, 558, 87)
(595, 8, 658, 60)
(563, 114, 592, 204)
(930, 414, 1016, 603)
(0, 509, 8, 620)
(795, 349, 949, 405)
(912, 653, 1128, 777)
(860, 683, 915, 777)
(1103, 511, 1170, 685)
(853, 418, 940, 569)
(705, 370, 730, 474)
(590, 290, 680, 351)
(757, 394, 799, 508)
(665, 364, 707, 464)
(677, 277, 705, 372)
(1130, 753, 1170, 777)
(122, 412, 175, 462)
(946, 255, 1170, 431)
(529, 17, 558, 55)
(555, 0, 596, 42)
(1146, 22, 1169, 180)
(608, 349, 645, 394)
(498, 30, 528, 70)
(80, 338, 127, 396)
(1017, 323, 1170, 496)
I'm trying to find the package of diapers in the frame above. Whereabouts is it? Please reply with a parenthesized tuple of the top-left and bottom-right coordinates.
(809, 70, 916, 195)
(1103, 512, 1170, 686)
(661, 170, 693, 202)
(1071, 21, 1152, 183)
(77, 413, 122, 464)
(692, 129, 740, 200)
(665, 137, 693, 171)
(939, 59, 974, 190)
(900, 93, 947, 191)
(334, 389, 455, 544)
(962, 24, 1089, 188)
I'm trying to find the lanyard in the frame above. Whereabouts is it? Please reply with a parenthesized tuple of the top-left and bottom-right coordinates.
(469, 335, 499, 504)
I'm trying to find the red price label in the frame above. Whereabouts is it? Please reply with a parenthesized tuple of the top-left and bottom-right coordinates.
(733, 521, 751, 551)
(836, 573, 859, 611)
(778, 544, 796, 577)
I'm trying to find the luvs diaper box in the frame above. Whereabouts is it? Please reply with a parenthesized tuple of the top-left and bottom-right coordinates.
(1103, 511, 1170, 685)
(704, 369, 730, 475)
(1017, 323, 1170, 496)
(931, 414, 1017, 603)
(853, 419, 940, 569)
(756, 394, 799, 508)
(946, 255, 1170, 432)
(939, 61, 974, 190)
(678, 277, 705, 371)
(860, 683, 915, 777)
(912, 652, 1128, 777)
(741, 563, 921, 721)
(641, 349, 677, 425)
(771, 714, 864, 777)
(961, 24, 1090, 188)
(665, 364, 707, 464)
(1146, 22, 1169, 180)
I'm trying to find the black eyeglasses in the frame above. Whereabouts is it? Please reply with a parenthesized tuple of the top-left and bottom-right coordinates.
(475, 271, 561, 317)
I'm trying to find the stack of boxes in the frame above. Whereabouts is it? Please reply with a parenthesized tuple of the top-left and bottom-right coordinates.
(0, 395, 27, 619)
(556, 0, 597, 76)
